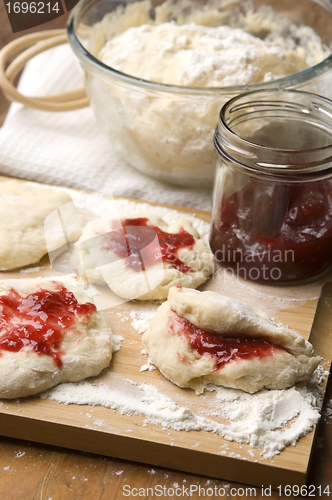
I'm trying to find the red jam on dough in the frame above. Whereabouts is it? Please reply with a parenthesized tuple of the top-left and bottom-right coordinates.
(169, 312, 284, 370)
(103, 217, 195, 273)
(0, 285, 96, 367)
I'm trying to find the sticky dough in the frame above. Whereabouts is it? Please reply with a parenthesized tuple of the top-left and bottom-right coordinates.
(143, 287, 320, 393)
(0, 276, 114, 399)
(73, 214, 215, 300)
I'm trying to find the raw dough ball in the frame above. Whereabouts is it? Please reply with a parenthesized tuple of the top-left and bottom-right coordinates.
(0, 276, 114, 399)
(0, 180, 83, 271)
(73, 214, 215, 300)
(143, 287, 320, 393)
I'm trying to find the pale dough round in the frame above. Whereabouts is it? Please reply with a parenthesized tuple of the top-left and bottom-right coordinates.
(0, 276, 114, 399)
(73, 214, 215, 300)
(143, 287, 320, 394)
(0, 180, 83, 271)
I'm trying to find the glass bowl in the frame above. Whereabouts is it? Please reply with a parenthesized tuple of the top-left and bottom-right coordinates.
(67, 0, 332, 188)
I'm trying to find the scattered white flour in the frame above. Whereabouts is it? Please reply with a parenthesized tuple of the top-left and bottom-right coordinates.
(140, 359, 157, 372)
(130, 309, 157, 335)
(86, 284, 101, 297)
(116, 312, 129, 323)
(15, 451, 25, 458)
(20, 266, 44, 275)
(112, 334, 124, 353)
(93, 419, 105, 427)
(42, 365, 328, 459)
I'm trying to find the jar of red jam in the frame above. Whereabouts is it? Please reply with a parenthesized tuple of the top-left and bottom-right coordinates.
(210, 90, 332, 282)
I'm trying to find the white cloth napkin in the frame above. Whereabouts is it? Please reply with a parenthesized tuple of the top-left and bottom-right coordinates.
(0, 44, 213, 210)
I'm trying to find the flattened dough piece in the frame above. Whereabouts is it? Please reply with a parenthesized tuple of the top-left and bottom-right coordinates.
(74, 214, 215, 300)
(0, 276, 114, 399)
(143, 287, 320, 393)
(0, 180, 83, 271)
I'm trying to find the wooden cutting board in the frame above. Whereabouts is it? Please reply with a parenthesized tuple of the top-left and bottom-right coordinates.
(0, 176, 331, 489)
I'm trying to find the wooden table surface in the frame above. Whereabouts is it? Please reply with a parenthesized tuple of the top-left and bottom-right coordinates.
(1, 4, 332, 499)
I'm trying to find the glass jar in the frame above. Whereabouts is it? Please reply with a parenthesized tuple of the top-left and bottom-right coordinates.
(210, 90, 332, 283)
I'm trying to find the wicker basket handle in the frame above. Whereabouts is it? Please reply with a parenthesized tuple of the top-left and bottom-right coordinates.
(0, 29, 89, 112)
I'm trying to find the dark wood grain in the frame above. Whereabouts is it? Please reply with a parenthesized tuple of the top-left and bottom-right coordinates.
(0, 4, 332, 498)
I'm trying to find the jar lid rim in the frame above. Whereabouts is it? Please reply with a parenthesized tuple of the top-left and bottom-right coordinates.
(216, 89, 332, 176)
(214, 133, 332, 179)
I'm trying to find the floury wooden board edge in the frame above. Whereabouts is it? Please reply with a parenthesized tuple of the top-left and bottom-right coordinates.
(0, 176, 331, 489)
(0, 408, 309, 489)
